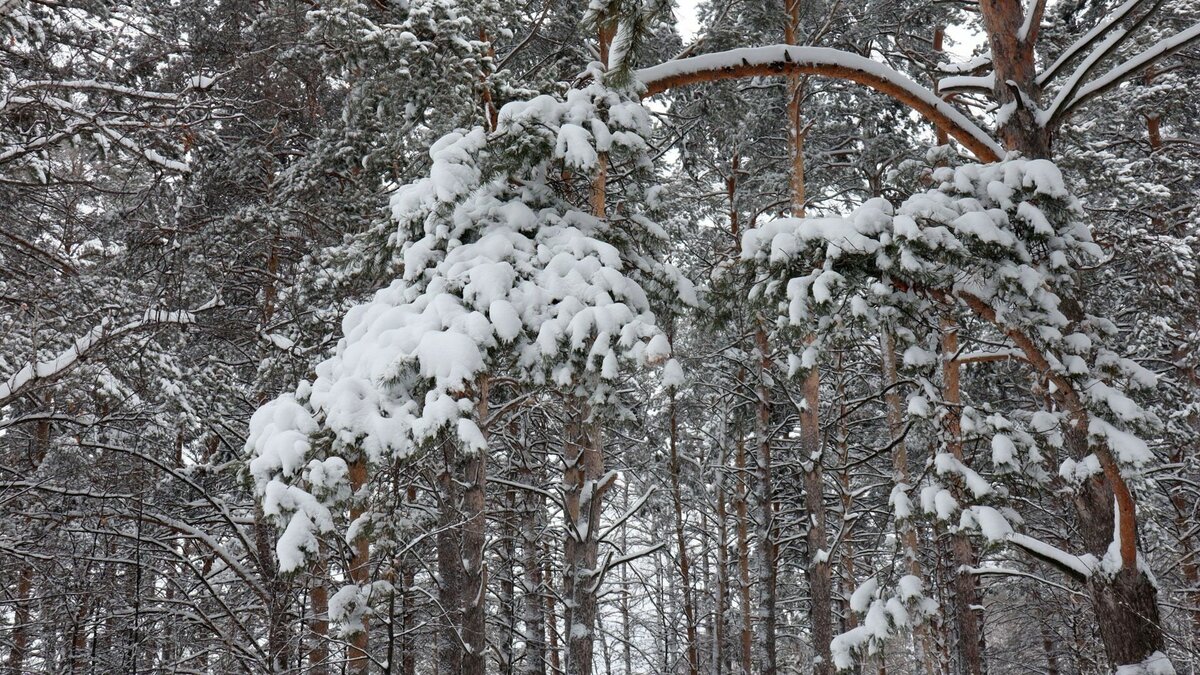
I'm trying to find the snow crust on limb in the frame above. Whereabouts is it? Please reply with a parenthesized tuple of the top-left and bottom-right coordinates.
(244, 81, 692, 599)
(634, 45, 1004, 161)
(1114, 651, 1176, 675)
(0, 297, 220, 407)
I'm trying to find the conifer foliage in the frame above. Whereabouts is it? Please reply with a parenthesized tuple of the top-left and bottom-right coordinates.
(2, 0, 1199, 673)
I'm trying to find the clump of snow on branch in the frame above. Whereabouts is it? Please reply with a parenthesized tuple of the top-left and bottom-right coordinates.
(740, 156, 1165, 669)
(245, 80, 692, 627)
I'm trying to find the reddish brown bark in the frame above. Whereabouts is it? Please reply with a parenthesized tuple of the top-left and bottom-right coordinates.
(308, 547, 330, 675)
(979, 0, 1051, 156)
(347, 456, 371, 675)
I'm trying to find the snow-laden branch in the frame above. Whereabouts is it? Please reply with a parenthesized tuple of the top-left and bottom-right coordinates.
(938, 74, 995, 95)
(16, 79, 180, 102)
(635, 45, 1004, 162)
(1, 93, 192, 173)
(1019, 0, 1048, 43)
(1037, 0, 1146, 85)
(1007, 533, 1094, 581)
(0, 297, 222, 407)
(1050, 19, 1200, 123)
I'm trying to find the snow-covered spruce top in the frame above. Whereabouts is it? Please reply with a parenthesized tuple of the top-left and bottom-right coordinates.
(741, 156, 1161, 668)
(246, 81, 691, 575)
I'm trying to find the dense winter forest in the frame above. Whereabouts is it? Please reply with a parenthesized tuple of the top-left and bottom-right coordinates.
(3, 0, 1200, 673)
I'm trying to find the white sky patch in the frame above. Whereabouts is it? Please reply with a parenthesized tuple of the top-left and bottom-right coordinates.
(675, 0, 701, 41)
(944, 21, 988, 62)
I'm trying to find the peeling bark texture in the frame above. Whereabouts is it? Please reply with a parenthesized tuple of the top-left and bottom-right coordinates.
(1088, 569, 1166, 666)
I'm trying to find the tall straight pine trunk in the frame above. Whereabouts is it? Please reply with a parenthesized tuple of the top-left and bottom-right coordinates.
(562, 397, 606, 675)
(941, 319, 986, 675)
(668, 383, 701, 675)
(782, 3, 833, 667)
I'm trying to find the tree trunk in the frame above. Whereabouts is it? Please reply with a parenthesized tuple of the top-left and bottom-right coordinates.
(253, 505, 293, 673)
(753, 326, 778, 675)
(562, 397, 607, 675)
(308, 546, 330, 675)
(500, 483, 517, 675)
(462, 379, 489, 675)
(620, 482, 634, 675)
(941, 319, 986, 675)
(7, 564, 33, 671)
(520, 440, 547, 675)
(882, 327, 936, 672)
(402, 486, 418, 675)
(437, 443, 464, 675)
(715, 408, 731, 675)
(978, 0, 1051, 156)
(835, 351, 857, 638)
(668, 385, 701, 675)
(347, 456, 371, 675)
(735, 426, 753, 675)
(800, 351, 832, 675)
